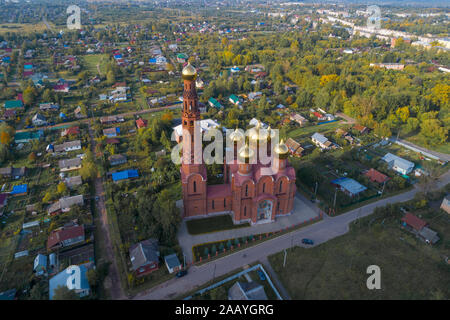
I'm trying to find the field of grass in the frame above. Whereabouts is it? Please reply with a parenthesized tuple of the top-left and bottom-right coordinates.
(268, 206, 450, 299)
(405, 135, 450, 156)
(0, 23, 51, 34)
(288, 121, 342, 141)
(82, 54, 109, 76)
(186, 214, 250, 235)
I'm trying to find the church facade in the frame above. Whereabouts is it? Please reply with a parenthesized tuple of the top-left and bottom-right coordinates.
(179, 63, 297, 225)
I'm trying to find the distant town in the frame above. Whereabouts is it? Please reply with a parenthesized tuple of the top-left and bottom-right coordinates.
(0, 0, 448, 303)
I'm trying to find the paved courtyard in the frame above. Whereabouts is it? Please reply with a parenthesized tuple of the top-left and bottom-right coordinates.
(177, 193, 321, 263)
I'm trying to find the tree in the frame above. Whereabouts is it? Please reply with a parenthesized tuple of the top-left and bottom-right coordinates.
(57, 182, 67, 194)
(28, 152, 37, 162)
(42, 192, 53, 203)
(419, 119, 448, 145)
(106, 70, 116, 85)
(52, 285, 80, 300)
(23, 86, 37, 106)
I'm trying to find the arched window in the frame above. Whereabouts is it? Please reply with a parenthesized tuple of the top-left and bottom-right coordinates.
(212, 200, 215, 209)
(224, 199, 226, 207)
(244, 206, 247, 216)
(279, 180, 283, 193)
(193, 181, 196, 193)
(263, 183, 266, 193)
(245, 184, 248, 197)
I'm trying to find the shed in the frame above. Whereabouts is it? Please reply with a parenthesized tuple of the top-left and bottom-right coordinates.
(164, 253, 182, 274)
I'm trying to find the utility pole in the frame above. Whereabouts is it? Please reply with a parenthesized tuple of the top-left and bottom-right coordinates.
(333, 188, 338, 213)
(380, 179, 386, 196)
(314, 181, 318, 197)
(283, 249, 287, 268)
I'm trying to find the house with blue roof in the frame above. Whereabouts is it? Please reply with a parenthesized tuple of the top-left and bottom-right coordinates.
(381, 153, 415, 175)
(112, 169, 139, 182)
(331, 177, 367, 197)
(164, 253, 182, 274)
(11, 184, 27, 196)
(34, 254, 47, 276)
(49, 265, 90, 300)
(0, 289, 16, 300)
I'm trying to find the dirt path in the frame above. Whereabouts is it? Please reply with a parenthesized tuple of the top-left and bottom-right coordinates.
(88, 123, 126, 300)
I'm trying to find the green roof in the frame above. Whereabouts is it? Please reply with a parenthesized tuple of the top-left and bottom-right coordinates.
(4, 100, 23, 109)
(177, 53, 188, 59)
(208, 97, 223, 108)
(229, 94, 240, 103)
(14, 131, 43, 142)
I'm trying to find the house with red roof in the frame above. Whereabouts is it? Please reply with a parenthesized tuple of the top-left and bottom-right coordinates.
(364, 168, 390, 184)
(136, 118, 148, 129)
(401, 213, 427, 231)
(47, 224, 85, 251)
(61, 126, 80, 137)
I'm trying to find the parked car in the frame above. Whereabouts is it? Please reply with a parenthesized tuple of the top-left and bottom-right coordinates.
(302, 238, 314, 245)
(257, 269, 266, 281)
(176, 270, 187, 278)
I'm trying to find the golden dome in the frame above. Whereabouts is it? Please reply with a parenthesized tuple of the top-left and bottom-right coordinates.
(249, 120, 269, 142)
(238, 143, 254, 160)
(229, 129, 244, 142)
(182, 62, 197, 81)
(274, 139, 289, 156)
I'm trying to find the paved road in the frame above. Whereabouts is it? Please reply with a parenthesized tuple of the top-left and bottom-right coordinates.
(389, 137, 450, 162)
(133, 169, 450, 300)
(15, 103, 181, 133)
(88, 123, 126, 300)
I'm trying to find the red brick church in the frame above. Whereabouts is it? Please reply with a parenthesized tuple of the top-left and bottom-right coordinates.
(179, 63, 297, 225)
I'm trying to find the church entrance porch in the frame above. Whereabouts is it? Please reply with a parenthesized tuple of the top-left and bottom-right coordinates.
(256, 199, 273, 224)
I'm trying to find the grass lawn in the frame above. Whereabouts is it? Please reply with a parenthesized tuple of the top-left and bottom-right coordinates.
(186, 214, 250, 235)
(405, 135, 450, 156)
(288, 121, 342, 141)
(82, 54, 108, 76)
(268, 207, 450, 299)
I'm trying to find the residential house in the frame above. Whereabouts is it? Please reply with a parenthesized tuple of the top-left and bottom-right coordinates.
(401, 213, 439, 244)
(311, 133, 333, 150)
(364, 168, 390, 184)
(34, 254, 47, 276)
(112, 169, 139, 182)
(100, 115, 124, 125)
(74, 106, 87, 119)
(285, 138, 304, 157)
(0, 289, 16, 300)
(229, 94, 241, 106)
(58, 158, 82, 172)
(47, 195, 84, 215)
(64, 176, 82, 189)
(14, 131, 44, 143)
(312, 111, 327, 121)
(172, 119, 221, 143)
(290, 113, 308, 126)
(164, 254, 182, 274)
(331, 177, 367, 197)
(103, 127, 119, 138)
(248, 92, 262, 101)
(54, 140, 82, 153)
(49, 265, 90, 300)
(4, 100, 24, 110)
(440, 196, 450, 214)
(47, 224, 85, 251)
(32, 113, 47, 126)
(39, 103, 60, 111)
(2, 109, 16, 121)
(381, 153, 415, 175)
(53, 82, 70, 93)
(108, 154, 127, 166)
(0, 167, 26, 179)
(353, 124, 369, 135)
(61, 126, 80, 137)
(228, 281, 268, 300)
(129, 238, 160, 277)
(136, 118, 148, 129)
(208, 97, 223, 109)
(370, 63, 405, 70)
(10, 184, 27, 196)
